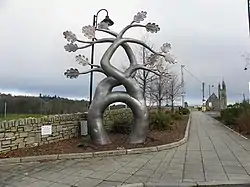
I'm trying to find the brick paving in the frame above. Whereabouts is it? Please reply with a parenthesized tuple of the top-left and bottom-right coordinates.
(1, 112, 250, 187)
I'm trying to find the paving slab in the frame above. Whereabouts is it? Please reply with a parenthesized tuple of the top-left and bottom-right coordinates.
(1, 112, 250, 186)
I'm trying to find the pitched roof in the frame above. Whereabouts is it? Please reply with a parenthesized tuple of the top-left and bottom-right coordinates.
(206, 93, 218, 102)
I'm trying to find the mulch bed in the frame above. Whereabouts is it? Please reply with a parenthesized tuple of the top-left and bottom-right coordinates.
(0, 116, 188, 159)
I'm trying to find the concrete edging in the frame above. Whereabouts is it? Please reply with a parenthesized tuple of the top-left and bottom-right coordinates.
(122, 180, 250, 187)
(0, 114, 191, 164)
(210, 115, 249, 140)
(222, 123, 249, 140)
(119, 180, 250, 187)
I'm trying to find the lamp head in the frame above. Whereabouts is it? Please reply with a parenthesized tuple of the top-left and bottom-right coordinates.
(101, 15, 114, 26)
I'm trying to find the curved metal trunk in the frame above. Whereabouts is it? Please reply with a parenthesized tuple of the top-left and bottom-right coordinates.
(87, 77, 149, 145)
(87, 38, 149, 145)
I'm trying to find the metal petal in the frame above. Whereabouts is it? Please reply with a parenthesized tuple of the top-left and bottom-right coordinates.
(64, 43, 78, 52)
(164, 53, 177, 64)
(63, 31, 76, 43)
(75, 54, 89, 66)
(82, 25, 96, 40)
(133, 11, 147, 23)
(98, 22, 109, 30)
(145, 23, 160, 33)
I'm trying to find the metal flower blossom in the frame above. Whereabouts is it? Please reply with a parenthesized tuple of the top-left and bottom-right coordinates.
(161, 43, 171, 53)
(133, 11, 147, 23)
(64, 68, 79, 79)
(145, 23, 160, 33)
(63, 31, 76, 43)
(82, 25, 95, 39)
(98, 22, 109, 30)
(164, 53, 177, 64)
(64, 43, 78, 52)
(75, 54, 89, 66)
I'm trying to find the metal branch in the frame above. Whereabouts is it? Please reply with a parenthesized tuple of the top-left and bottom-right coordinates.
(129, 64, 160, 76)
(96, 28, 138, 75)
(79, 68, 107, 76)
(122, 38, 164, 57)
(76, 39, 94, 44)
(77, 38, 115, 50)
(118, 24, 146, 38)
(87, 63, 100, 68)
(96, 29, 118, 37)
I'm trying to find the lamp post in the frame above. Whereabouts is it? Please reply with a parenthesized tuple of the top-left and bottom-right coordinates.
(208, 84, 214, 97)
(89, 9, 114, 107)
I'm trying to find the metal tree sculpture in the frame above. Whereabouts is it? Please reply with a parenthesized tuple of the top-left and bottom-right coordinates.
(63, 11, 177, 145)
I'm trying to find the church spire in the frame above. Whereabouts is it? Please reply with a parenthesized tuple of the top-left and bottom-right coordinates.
(222, 80, 226, 90)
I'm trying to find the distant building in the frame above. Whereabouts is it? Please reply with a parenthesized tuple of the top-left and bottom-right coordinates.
(206, 80, 227, 111)
(218, 80, 227, 110)
(206, 93, 220, 111)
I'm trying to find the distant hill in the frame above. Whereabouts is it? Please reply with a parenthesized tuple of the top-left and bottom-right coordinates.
(0, 93, 89, 116)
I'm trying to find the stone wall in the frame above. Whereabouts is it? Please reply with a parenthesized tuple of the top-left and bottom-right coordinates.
(0, 109, 133, 153)
(0, 113, 86, 153)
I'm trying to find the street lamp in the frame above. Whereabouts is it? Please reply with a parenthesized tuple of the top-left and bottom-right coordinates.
(89, 9, 114, 107)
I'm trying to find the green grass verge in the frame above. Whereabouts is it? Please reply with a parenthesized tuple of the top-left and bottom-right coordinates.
(0, 114, 45, 121)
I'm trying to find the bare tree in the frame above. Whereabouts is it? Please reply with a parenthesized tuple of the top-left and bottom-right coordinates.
(148, 58, 171, 111)
(133, 37, 155, 101)
(168, 73, 182, 112)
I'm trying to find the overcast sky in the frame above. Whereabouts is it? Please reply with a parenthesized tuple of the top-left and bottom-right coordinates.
(1, 0, 250, 105)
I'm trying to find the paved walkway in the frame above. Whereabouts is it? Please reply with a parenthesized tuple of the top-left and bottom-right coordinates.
(1, 112, 250, 187)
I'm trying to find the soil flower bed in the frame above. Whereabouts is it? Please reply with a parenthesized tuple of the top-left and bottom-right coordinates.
(0, 115, 188, 159)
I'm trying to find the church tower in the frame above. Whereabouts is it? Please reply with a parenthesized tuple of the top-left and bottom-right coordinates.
(218, 80, 227, 110)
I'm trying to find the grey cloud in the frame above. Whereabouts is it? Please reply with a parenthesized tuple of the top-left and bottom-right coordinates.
(0, 0, 249, 105)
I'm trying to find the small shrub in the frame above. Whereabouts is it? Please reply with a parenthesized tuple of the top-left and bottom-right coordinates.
(236, 110, 250, 135)
(149, 111, 172, 131)
(220, 102, 250, 126)
(106, 109, 133, 134)
(179, 108, 190, 115)
(171, 112, 182, 120)
(110, 120, 131, 134)
(165, 110, 171, 114)
(220, 107, 240, 125)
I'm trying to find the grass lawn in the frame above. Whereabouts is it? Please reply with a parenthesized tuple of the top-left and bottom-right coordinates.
(0, 114, 45, 121)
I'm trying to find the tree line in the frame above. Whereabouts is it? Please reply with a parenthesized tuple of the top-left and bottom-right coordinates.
(0, 93, 130, 117)
(0, 94, 89, 116)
